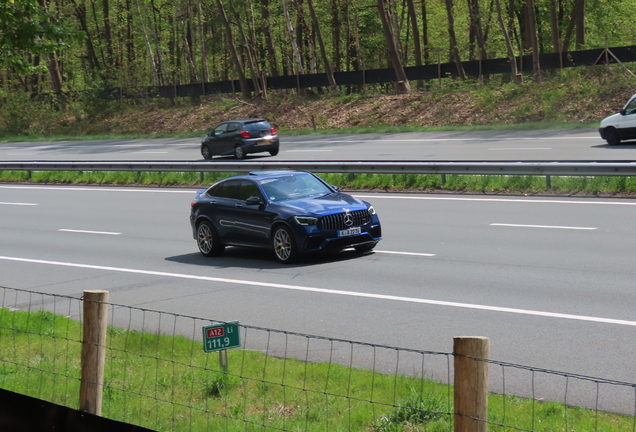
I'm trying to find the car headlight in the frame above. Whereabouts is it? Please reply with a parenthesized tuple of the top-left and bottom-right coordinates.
(367, 206, 376, 216)
(294, 216, 318, 226)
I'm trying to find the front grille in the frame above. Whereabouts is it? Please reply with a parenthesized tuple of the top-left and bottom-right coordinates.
(320, 210, 370, 230)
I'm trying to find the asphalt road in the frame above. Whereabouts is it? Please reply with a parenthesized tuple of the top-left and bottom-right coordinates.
(2, 128, 636, 161)
(1, 184, 635, 414)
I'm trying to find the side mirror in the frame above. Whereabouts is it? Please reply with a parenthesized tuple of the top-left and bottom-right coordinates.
(245, 196, 262, 205)
(620, 109, 626, 116)
(331, 185, 340, 192)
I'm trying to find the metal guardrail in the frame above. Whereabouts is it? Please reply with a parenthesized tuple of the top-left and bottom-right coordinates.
(2, 160, 636, 176)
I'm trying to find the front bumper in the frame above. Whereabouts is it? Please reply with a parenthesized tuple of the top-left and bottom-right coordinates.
(292, 218, 382, 253)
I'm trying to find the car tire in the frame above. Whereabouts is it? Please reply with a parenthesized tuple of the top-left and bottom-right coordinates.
(201, 145, 212, 160)
(196, 220, 224, 257)
(269, 148, 279, 156)
(272, 225, 297, 264)
(234, 145, 246, 159)
(354, 242, 377, 253)
(605, 128, 621, 146)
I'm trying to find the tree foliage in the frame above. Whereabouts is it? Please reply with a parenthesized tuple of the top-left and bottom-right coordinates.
(0, 0, 634, 94)
(0, 0, 81, 75)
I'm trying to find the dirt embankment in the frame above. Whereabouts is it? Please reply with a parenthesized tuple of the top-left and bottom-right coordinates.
(74, 76, 635, 136)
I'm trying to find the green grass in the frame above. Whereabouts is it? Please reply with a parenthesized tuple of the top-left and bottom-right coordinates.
(1, 308, 635, 432)
(2, 170, 636, 196)
(255, 121, 600, 137)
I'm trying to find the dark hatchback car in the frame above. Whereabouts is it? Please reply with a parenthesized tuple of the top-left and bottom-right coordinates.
(189, 171, 382, 263)
(201, 118, 279, 160)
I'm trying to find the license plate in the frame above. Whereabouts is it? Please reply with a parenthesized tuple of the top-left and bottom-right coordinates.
(338, 227, 361, 237)
(258, 135, 273, 145)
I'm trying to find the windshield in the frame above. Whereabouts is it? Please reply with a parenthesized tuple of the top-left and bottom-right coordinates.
(244, 121, 271, 132)
(259, 173, 333, 202)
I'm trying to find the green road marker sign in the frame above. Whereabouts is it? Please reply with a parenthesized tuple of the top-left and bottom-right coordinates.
(202, 321, 241, 353)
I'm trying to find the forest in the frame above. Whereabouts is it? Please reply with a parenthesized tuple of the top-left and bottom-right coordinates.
(1, 0, 636, 99)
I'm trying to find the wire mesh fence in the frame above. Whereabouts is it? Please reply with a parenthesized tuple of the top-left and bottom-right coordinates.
(1, 285, 635, 432)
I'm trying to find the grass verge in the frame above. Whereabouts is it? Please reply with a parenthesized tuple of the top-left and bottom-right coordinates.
(2, 170, 636, 196)
(1, 308, 634, 432)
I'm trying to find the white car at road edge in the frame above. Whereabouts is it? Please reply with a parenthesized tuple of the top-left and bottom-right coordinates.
(599, 93, 636, 145)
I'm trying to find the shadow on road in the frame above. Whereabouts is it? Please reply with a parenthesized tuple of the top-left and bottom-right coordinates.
(165, 247, 374, 269)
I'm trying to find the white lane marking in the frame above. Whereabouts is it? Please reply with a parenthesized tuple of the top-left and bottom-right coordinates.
(375, 250, 436, 257)
(132, 151, 169, 154)
(58, 229, 121, 235)
(489, 147, 551, 150)
(0, 185, 194, 193)
(0, 255, 634, 327)
(353, 194, 636, 206)
(285, 150, 334, 152)
(491, 223, 597, 230)
(287, 137, 598, 144)
(6, 153, 37, 156)
(0, 202, 38, 206)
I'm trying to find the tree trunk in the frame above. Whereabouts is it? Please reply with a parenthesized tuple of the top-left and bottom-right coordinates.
(525, 0, 540, 79)
(281, 0, 305, 94)
(422, 0, 429, 64)
(307, 0, 336, 86)
(47, 52, 63, 93)
(561, 4, 577, 54)
(549, 0, 561, 54)
(70, 0, 101, 73)
(294, 0, 318, 75)
(197, 0, 210, 83)
(377, 0, 411, 93)
(102, 0, 114, 76)
(134, 0, 159, 86)
(183, 0, 199, 84)
(468, 0, 488, 62)
(405, 0, 423, 70)
(443, 0, 466, 79)
(144, 1, 168, 84)
(331, 0, 341, 72)
(228, 0, 262, 97)
(260, 0, 280, 76)
(574, 0, 585, 48)
(494, 0, 521, 83)
(215, 0, 250, 97)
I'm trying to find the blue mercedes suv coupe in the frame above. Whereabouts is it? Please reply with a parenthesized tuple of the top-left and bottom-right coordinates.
(189, 171, 382, 263)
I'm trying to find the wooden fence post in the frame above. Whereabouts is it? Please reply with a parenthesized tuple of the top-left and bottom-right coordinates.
(454, 336, 490, 432)
(80, 290, 109, 416)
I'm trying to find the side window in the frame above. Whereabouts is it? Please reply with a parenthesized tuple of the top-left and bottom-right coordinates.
(207, 183, 224, 197)
(226, 123, 239, 133)
(625, 98, 636, 115)
(220, 180, 241, 199)
(238, 180, 261, 201)
(214, 123, 228, 135)
(209, 180, 241, 199)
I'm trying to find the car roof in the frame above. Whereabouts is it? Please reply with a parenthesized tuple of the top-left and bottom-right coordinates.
(247, 170, 308, 178)
(214, 171, 309, 183)
(221, 118, 268, 124)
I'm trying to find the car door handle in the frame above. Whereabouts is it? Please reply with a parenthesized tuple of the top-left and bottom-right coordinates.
(235, 203, 243, 208)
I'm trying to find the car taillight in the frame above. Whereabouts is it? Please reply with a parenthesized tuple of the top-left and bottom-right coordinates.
(239, 131, 250, 138)
(191, 201, 197, 209)
(270, 127, 277, 135)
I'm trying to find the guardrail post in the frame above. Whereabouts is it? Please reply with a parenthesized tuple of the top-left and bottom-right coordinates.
(80, 290, 109, 416)
(454, 336, 490, 432)
(546, 175, 551, 189)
